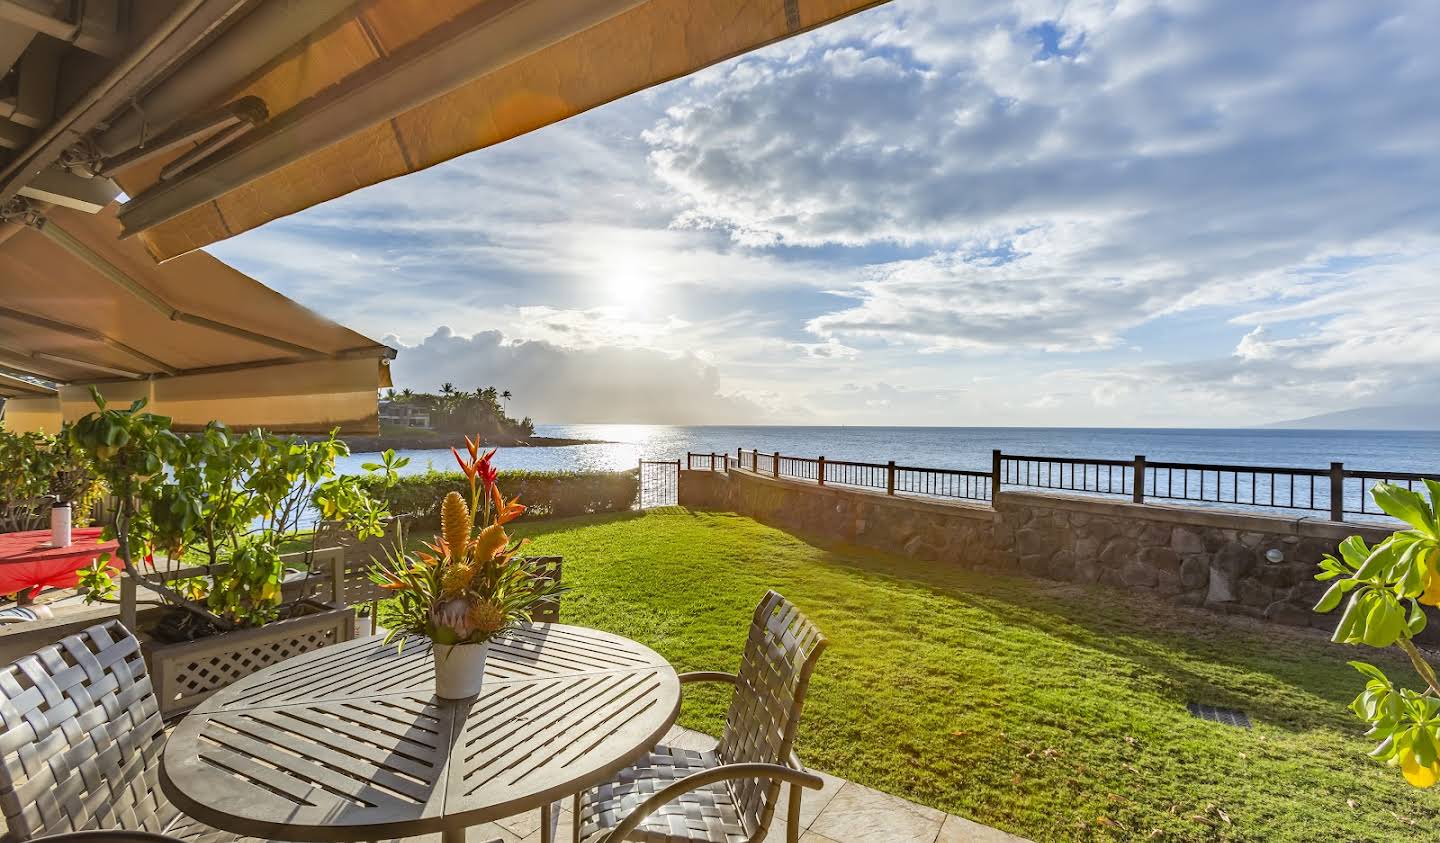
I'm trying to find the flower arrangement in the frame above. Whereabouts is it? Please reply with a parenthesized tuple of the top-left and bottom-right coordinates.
(372, 438, 563, 660)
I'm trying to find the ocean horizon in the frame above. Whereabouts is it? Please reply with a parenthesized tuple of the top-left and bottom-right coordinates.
(337, 423, 1440, 478)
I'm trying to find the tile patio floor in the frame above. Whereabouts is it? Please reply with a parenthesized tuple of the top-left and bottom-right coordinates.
(470, 726, 1032, 843)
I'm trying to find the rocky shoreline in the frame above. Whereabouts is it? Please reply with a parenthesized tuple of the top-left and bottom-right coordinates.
(337, 432, 611, 453)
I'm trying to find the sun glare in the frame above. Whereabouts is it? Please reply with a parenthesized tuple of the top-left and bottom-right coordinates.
(597, 247, 658, 313)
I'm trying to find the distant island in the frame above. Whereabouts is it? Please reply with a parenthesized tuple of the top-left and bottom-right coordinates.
(1267, 404, 1440, 431)
(342, 383, 611, 452)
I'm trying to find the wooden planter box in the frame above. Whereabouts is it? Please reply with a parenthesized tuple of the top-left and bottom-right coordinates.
(118, 547, 357, 719)
(146, 599, 354, 718)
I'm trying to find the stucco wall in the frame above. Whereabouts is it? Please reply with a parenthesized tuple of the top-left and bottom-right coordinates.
(680, 468, 1397, 632)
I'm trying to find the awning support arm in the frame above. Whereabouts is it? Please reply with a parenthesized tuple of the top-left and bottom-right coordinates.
(30, 214, 329, 359)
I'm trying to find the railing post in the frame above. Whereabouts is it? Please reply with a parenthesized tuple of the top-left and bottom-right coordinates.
(1132, 455, 1146, 504)
(686, 452, 692, 470)
(1330, 461, 1345, 522)
(773, 452, 781, 479)
(991, 449, 1002, 502)
(817, 456, 826, 486)
(886, 460, 896, 495)
(753, 448, 758, 471)
(737, 447, 742, 467)
(710, 452, 717, 471)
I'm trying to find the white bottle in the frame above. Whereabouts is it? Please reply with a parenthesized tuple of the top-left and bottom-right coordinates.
(50, 500, 71, 548)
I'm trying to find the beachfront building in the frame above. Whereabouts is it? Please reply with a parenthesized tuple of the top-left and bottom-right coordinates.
(379, 399, 433, 430)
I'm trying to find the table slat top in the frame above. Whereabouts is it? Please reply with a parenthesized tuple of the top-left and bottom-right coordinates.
(161, 624, 679, 841)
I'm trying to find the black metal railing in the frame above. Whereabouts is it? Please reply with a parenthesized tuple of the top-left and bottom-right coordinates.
(1344, 469, 1438, 518)
(691, 447, 1439, 523)
(716, 448, 990, 502)
(998, 454, 1134, 497)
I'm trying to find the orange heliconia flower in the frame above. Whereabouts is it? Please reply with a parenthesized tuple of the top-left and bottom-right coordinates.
(491, 483, 527, 526)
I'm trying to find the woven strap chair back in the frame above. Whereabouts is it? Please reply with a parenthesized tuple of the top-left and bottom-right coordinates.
(0, 621, 174, 840)
(522, 557, 563, 624)
(715, 591, 828, 836)
(311, 517, 410, 605)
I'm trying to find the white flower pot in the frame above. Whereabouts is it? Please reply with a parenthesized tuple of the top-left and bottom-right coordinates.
(432, 641, 489, 699)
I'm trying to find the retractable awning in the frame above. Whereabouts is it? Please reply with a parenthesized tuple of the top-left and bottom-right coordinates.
(0, 202, 393, 435)
(0, 0, 889, 262)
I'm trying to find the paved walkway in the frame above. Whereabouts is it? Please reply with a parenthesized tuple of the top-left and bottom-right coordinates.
(471, 725, 1031, 843)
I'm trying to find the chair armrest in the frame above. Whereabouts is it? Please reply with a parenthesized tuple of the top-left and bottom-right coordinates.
(603, 762, 824, 842)
(677, 671, 739, 686)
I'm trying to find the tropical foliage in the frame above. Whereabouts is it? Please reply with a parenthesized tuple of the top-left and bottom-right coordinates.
(359, 468, 638, 524)
(0, 427, 104, 533)
(68, 389, 404, 629)
(370, 438, 563, 647)
(384, 384, 533, 438)
(1313, 480, 1440, 787)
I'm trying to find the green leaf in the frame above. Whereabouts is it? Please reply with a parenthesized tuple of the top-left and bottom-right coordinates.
(1371, 482, 1436, 533)
(1338, 535, 1372, 569)
(1333, 591, 1368, 644)
(1362, 596, 1405, 647)
(1355, 540, 1400, 580)
(1314, 581, 1346, 613)
(1350, 661, 1391, 684)
(1409, 600, 1429, 635)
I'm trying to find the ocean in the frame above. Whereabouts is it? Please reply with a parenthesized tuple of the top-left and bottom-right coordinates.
(337, 424, 1440, 477)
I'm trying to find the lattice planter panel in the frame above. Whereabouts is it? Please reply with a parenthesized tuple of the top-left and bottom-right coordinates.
(146, 600, 355, 719)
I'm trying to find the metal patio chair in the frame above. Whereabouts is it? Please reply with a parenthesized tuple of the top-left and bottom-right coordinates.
(310, 517, 411, 634)
(574, 591, 829, 843)
(0, 621, 507, 843)
(525, 556, 563, 623)
(0, 620, 234, 842)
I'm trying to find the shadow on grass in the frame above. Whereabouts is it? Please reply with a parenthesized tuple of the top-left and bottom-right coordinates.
(742, 517, 1391, 736)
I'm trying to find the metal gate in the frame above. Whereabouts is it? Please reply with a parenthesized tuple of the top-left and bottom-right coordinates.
(638, 460, 680, 509)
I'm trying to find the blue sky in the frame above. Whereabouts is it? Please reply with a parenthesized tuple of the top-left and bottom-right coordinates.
(209, 0, 1440, 427)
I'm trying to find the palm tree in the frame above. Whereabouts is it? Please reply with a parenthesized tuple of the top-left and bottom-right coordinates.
(440, 382, 456, 396)
(501, 390, 512, 405)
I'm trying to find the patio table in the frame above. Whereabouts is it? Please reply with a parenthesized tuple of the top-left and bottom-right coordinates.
(0, 527, 118, 600)
(161, 623, 680, 843)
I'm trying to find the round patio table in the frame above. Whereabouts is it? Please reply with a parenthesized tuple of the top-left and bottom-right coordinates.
(0, 528, 118, 599)
(161, 623, 680, 843)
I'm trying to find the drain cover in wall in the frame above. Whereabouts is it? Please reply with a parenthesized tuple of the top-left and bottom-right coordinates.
(1187, 702, 1251, 729)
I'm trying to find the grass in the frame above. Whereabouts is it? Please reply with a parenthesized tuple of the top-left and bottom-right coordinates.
(411, 507, 1440, 841)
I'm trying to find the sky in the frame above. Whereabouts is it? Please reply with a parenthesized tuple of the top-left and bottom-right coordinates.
(208, 0, 1440, 428)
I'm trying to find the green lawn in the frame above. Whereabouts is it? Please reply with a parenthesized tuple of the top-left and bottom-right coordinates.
(444, 508, 1437, 841)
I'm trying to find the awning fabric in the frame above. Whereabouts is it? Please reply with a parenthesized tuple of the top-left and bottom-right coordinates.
(113, 0, 888, 261)
(0, 203, 392, 435)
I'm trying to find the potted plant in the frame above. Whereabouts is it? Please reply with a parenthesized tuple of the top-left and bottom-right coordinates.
(1313, 480, 1440, 787)
(0, 427, 104, 534)
(66, 390, 407, 715)
(372, 439, 563, 698)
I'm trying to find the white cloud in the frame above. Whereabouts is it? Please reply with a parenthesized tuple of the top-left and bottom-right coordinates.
(206, 0, 1440, 426)
(642, 0, 1440, 409)
(387, 328, 768, 424)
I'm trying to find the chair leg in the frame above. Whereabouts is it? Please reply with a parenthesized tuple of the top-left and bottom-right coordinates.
(573, 793, 582, 843)
(541, 799, 561, 843)
(787, 784, 804, 843)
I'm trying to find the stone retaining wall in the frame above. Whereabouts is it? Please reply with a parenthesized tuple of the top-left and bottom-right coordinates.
(680, 468, 1402, 634)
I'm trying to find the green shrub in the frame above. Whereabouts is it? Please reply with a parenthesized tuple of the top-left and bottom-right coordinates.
(361, 469, 638, 525)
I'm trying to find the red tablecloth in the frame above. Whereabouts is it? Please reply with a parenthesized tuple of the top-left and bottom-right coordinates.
(0, 528, 120, 595)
